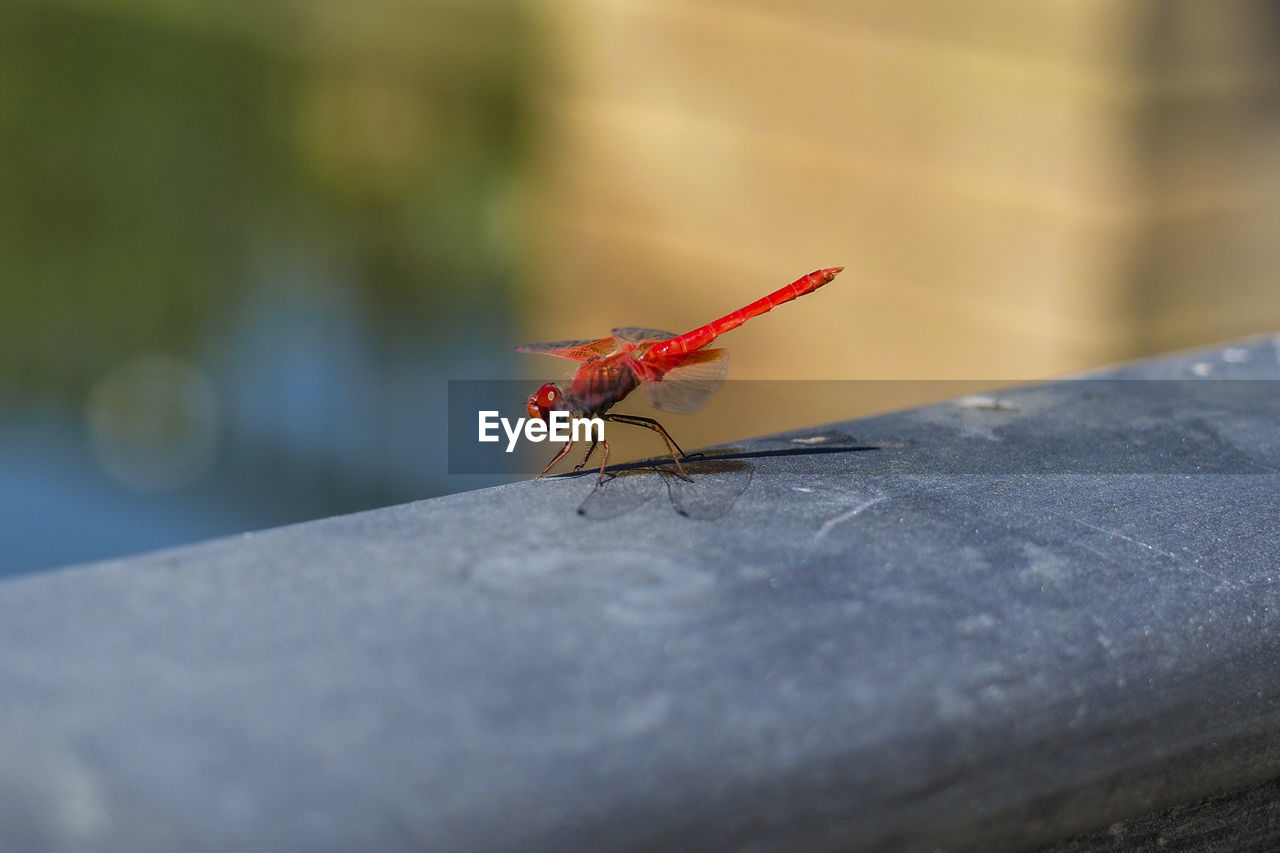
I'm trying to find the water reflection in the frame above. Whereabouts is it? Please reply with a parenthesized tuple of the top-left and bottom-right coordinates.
(86, 354, 220, 492)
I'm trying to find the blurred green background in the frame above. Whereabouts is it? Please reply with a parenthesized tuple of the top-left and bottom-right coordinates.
(5, 0, 1280, 576)
(1, 0, 531, 574)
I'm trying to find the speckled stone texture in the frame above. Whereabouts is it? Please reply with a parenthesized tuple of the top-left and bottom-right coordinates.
(2, 336, 1279, 852)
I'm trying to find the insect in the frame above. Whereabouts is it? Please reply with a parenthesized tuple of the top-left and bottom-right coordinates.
(519, 266, 843, 481)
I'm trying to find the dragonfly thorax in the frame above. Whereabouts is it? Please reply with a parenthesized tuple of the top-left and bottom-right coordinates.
(529, 346, 646, 422)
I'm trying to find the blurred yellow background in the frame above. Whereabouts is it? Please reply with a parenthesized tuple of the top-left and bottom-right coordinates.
(526, 0, 1280, 366)
(3, 0, 1280, 571)
(519, 0, 1280, 449)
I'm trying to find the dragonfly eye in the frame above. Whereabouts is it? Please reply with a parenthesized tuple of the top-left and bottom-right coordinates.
(527, 382, 562, 421)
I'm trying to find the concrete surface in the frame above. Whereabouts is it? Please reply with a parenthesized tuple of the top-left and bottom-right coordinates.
(2, 336, 1280, 851)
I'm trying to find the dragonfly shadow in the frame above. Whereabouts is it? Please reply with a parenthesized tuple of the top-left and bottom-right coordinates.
(666, 459, 754, 520)
(572, 431, 883, 481)
(576, 459, 754, 521)
(688, 441, 883, 466)
(568, 431, 890, 520)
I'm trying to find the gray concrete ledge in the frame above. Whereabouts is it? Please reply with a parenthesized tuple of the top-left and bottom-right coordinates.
(3, 336, 1280, 851)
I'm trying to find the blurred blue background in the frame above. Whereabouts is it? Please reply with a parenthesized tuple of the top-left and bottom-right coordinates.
(1, 1, 531, 575)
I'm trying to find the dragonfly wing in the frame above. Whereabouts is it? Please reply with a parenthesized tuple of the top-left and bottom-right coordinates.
(641, 348, 729, 413)
(611, 327, 677, 345)
(516, 337, 620, 361)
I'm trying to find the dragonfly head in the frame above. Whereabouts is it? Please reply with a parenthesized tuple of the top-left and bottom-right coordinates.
(527, 382, 568, 422)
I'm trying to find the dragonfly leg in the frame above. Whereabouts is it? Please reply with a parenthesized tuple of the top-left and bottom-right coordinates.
(572, 438, 600, 472)
(595, 439, 612, 484)
(537, 440, 574, 478)
(603, 413, 693, 481)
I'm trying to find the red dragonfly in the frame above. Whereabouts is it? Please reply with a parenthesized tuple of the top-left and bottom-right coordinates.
(519, 266, 843, 481)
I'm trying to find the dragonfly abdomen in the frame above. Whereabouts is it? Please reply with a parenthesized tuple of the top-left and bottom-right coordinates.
(648, 267, 842, 358)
